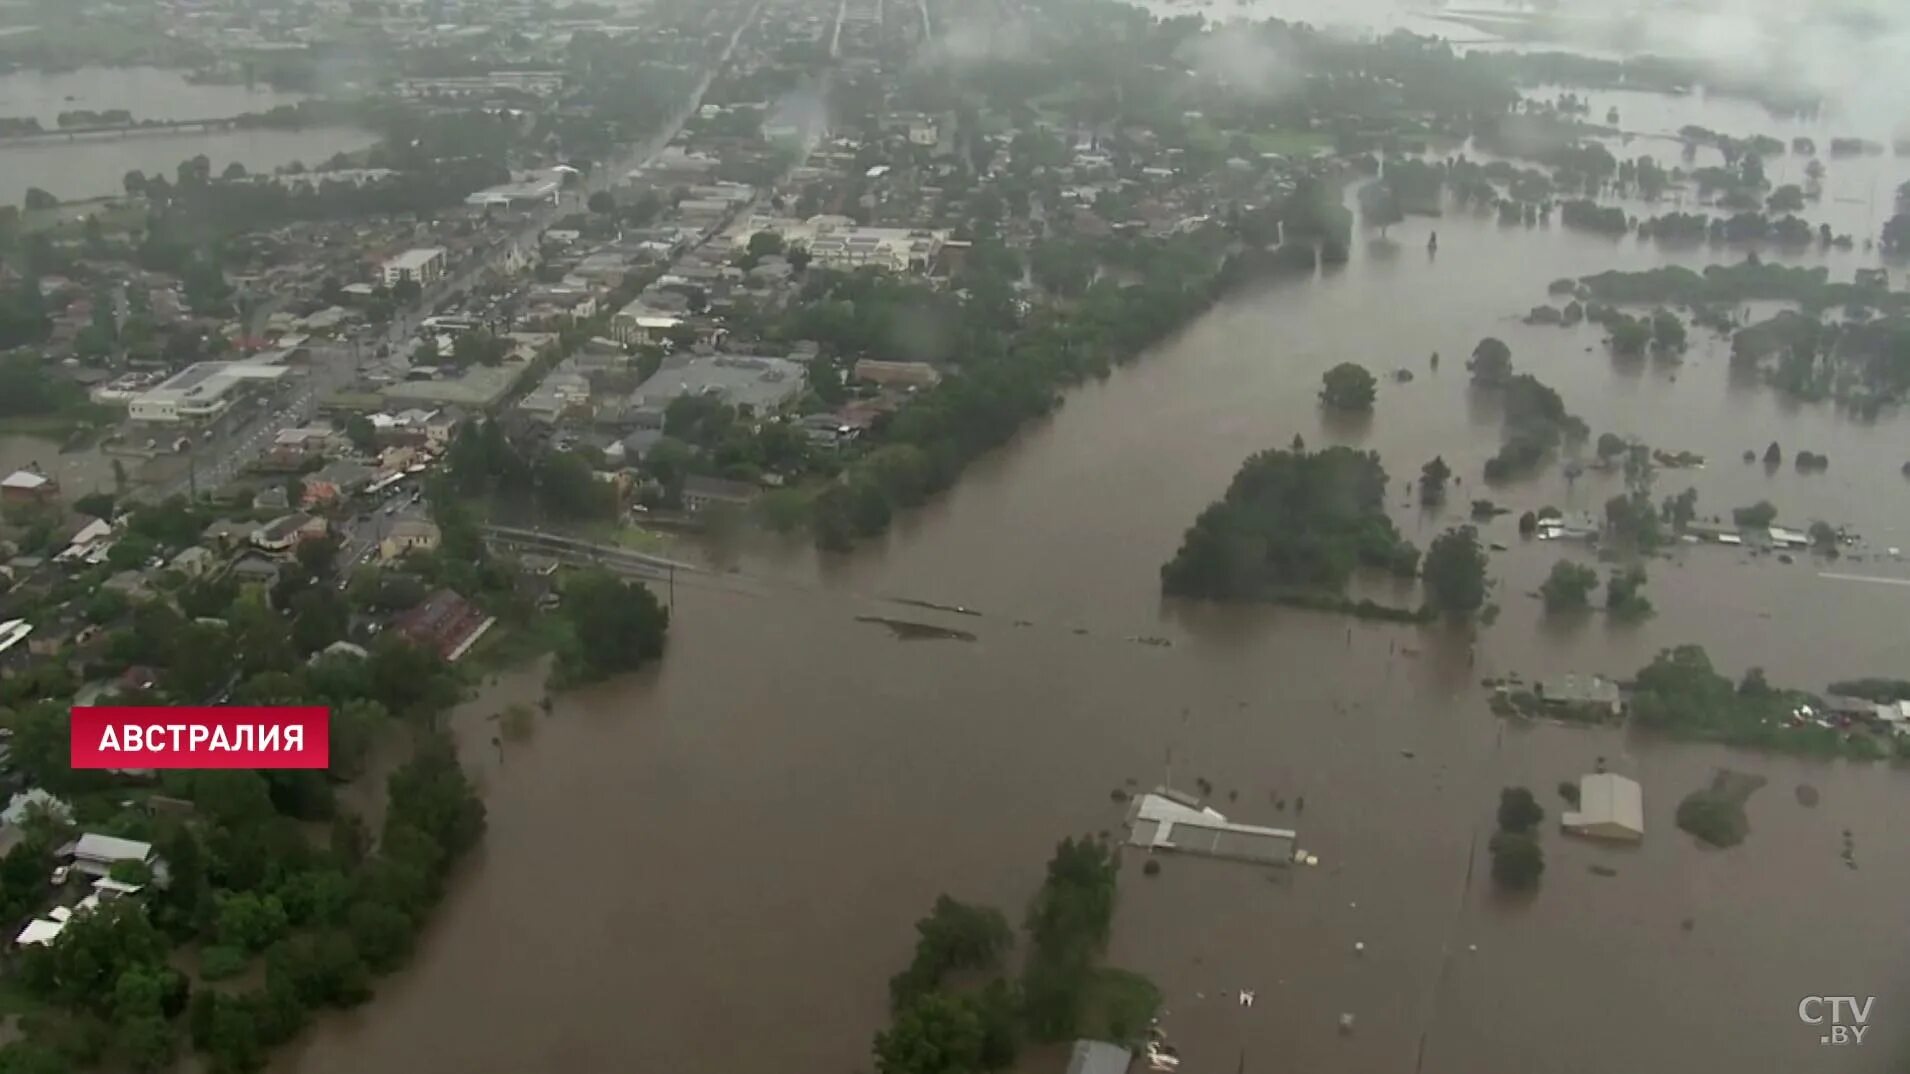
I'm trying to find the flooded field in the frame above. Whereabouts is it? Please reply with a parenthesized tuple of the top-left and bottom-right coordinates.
(279, 157, 1910, 1074)
(0, 66, 375, 204)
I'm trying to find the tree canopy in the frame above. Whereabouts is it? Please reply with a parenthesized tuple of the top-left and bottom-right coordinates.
(1318, 362, 1377, 411)
(1160, 447, 1411, 600)
(1422, 526, 1488, 617)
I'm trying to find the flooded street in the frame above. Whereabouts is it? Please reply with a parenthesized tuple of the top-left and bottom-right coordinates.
(281, 169, 1910, 1073)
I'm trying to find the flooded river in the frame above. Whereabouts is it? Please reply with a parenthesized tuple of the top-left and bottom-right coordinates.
(0, 66, 375, 205)
(280, 114, 1910, 1074)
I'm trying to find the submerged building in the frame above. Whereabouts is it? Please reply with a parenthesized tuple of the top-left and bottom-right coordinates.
(1125, 788, 1296, 865)
(1562, 773, 1645, 842)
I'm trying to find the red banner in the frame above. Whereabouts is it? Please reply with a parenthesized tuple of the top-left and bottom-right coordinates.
(70, 707, 330, 770)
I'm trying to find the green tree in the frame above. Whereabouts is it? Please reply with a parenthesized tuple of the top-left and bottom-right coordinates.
(1650, 309, 1686, 352)
(1488, 830, 1545, 890)
(1423, 526, 1488, 617)
(1661, 487, 1699, 532)
(288, 588, 348, 654)
(343, 415, 377, 454)
(1606, 567, 1653, 621)
(22, 188, 57, 212)
(1469, 337, 1513, 386)
(746, 230, 786, 259)
(1732, 500, 1778, 528)
(74, 492, 115, 520)
(1418, 456, 1451, 505)
(215, 891, 290, 952)
(1319, 362, 1377, 411)
(1497, 786, 1545, 833)
(889, 896, 1013, 1011)
(556, 569, 669, 682)
(1539, 560, 1598, 612)
(874, 992, 985, 1074)
(586, 190, 615, 215)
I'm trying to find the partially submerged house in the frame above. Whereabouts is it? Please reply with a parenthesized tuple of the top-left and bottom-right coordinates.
(1125, 788, 1296, 866)
(1065, 1040, 1134, 1074)
(1561, 773, 1645, 842)
(1536, 674, 1624, 719)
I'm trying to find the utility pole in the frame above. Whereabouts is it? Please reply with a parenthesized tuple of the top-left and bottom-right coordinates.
(668, 562, 676, 612)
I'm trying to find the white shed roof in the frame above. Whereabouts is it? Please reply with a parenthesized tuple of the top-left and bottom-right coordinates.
(70, 833, 153, 864)
(15, 919, 63, 947)
(1563, 773, 1644, 838)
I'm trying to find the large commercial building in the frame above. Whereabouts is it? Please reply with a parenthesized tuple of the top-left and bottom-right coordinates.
(381, 247, 448, 288)
(463, 170, 567, 208)
(127, 360, 290, 424)
(733, 214, 949, 273)
(623, 353, 805, 425)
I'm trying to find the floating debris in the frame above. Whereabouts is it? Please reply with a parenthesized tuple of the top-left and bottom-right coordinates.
(1111, 788, 1130, 803)
(1588, 864, 1618, 878)
(1794, 784, 1820, 807)
(1130, 635, 1173, 648)
(855, 616, 977, 642)
(889, 597, 981, 617)
(1353, 941, 1365, 954)
(1338, 1013, 1356, 1034)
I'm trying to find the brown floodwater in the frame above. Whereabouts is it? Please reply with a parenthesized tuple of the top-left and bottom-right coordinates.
(281, 112, 1910, 1074)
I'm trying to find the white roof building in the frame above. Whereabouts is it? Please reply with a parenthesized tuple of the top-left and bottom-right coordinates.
(127, 359, 289, 424)
(1562, 773, 1645, 841)
(0, 619, 32, 659)
(15, 919, 63, 947)
(1125, 789, 1297, 865)
(1, 789, 73, 827)
(1, 470, 51, 493)
(64, 833, 155, 877)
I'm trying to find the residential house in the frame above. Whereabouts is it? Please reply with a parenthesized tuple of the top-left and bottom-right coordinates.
(168, 545, 217, 579)
(682, 475, 760, 513)
(0, 470, 57, 504)
(301, 460, 376, 508)
(1536, 674, 1624, 719)
(853, 359, 941, 389)
(380, 519, 442, 561)
(393, 589, 496, 662)
(201, 518, 255, 550)
(102, 570, 156, 601)
(61, 833, 157, 879)
(228, 554, 281, 585)
(1064, 1041, 1133, 1074)
(0, 619, 34, 676)
(252, 513, 328, 554)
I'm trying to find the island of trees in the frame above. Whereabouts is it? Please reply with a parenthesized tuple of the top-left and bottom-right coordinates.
(1159, 446, 1490, 621)
(871, 837, 1157, 1074)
